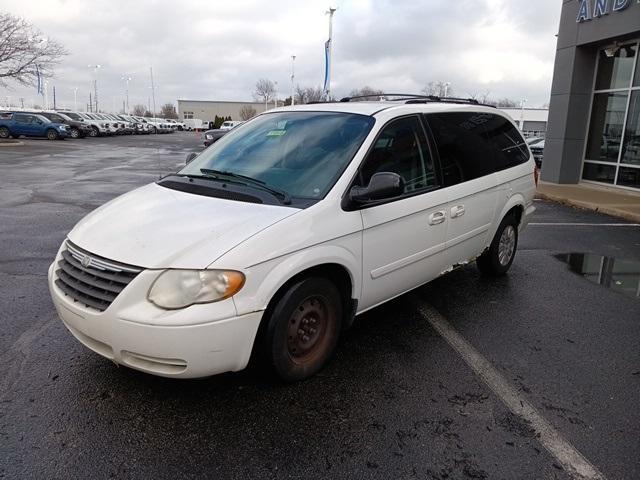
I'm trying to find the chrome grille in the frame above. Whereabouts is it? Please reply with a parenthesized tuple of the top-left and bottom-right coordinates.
(54, 240, 142, 312)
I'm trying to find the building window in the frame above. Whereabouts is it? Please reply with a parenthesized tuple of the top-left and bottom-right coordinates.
(183, 111, 194, 119)
(583, 41, 640, 190)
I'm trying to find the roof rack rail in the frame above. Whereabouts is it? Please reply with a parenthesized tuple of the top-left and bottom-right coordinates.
(339, 93, 427, 102)
(339, 93, 495, 108)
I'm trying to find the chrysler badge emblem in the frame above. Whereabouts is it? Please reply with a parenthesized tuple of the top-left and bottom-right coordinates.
(81, 255, 92, 268)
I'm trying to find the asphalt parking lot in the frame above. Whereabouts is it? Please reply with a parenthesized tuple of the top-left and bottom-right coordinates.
(1, 134, 639, 480)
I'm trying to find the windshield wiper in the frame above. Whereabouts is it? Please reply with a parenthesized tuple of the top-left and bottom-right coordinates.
(199, 168, 291, 205)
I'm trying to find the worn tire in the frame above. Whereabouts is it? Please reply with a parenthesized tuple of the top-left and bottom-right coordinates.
(261, 277, 342, 382)
(477, 214, 519, 277)
(0, 126, 10, 138)
(46, 129, 58, 140)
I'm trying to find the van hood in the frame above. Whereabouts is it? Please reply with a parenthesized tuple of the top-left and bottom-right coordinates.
(68, 182, 299, 269)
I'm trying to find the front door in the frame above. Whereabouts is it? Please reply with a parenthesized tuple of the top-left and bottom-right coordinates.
(358, 115, 449, 311)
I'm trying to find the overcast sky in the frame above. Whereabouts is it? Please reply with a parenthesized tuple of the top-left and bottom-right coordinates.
(1, 0, 561, 112)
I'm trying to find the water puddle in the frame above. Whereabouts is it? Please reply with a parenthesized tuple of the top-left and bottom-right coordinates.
(555, 253, 640, 300)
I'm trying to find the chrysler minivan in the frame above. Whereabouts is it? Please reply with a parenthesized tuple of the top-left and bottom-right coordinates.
(48, 96, 536, 381)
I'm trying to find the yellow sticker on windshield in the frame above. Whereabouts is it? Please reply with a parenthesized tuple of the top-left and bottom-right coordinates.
(266, 130, 286, 137)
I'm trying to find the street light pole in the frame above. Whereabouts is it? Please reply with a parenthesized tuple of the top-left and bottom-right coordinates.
(88, 64, 103, 111)
(520, 98, 528, 131)
(149, 67, 157, 118)
(444, 82, 450, 98)
(121, 74, 132, 114)
(70, 87, 78, 111)
(291, 55, 296, 106)
(274, 81, 278, 108)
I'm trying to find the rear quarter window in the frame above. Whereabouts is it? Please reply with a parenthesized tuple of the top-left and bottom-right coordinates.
(481, 113, 530, 170)
(425, 112, 495, 187)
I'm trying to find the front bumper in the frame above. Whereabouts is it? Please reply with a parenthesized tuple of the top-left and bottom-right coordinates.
(48, 261, 263, 379)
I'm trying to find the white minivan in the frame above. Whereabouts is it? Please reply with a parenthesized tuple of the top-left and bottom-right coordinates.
(48, 97, 536, 381)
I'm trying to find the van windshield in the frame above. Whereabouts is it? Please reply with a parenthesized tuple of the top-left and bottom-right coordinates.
(180, 111, 374, 199)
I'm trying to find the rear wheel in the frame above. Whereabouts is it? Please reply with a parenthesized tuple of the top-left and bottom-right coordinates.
(262, 277, 342, 382)
(46, 129, 58, 140)
(0, 127, 10, 138)
(477, 214, 518, 276)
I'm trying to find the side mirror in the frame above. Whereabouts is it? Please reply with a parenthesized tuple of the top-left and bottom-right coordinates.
(349, 172, 404, 204)
(185, 152, 198, 164)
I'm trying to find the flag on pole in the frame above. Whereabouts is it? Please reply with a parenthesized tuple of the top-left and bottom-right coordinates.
(323, 40, 331, 95)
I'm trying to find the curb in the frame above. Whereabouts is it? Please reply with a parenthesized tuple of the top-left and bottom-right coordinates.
(0, 140, 24, 147)
(535, 191, 640, 223)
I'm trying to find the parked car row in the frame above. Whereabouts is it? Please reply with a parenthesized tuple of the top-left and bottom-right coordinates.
(0, 109, 186, 140)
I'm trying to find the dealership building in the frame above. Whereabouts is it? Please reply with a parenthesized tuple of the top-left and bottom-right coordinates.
(543, 0, 640, 191)
(177, 100, 268, 123)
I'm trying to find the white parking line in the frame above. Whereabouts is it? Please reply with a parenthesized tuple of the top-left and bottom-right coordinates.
(529, 223, 639, 227)
(419, 303, 607, 480)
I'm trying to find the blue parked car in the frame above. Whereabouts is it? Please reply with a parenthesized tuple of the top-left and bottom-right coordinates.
(0, 112, 69, 140)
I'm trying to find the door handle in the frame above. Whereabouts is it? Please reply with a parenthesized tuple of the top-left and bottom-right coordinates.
(450, 205, 465, 218)
(429, 211, 446, 225)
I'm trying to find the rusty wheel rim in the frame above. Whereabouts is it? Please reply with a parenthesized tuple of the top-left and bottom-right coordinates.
(286, 295, 331, 364)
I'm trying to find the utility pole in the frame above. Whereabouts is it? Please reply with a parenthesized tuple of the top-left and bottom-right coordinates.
(53, 86, 56, 110)
(89, 92, 92, 112)
(324, 7, 337, 99)
(19, 98, 24, 109)
(149, 67, 157, 118)
(520, 98, 528, 131)
(291, 55, 296, 106)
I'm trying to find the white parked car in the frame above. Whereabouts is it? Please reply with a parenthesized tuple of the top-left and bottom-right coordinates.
(220, 120, 244, 130)
(48, 98, 536, 381)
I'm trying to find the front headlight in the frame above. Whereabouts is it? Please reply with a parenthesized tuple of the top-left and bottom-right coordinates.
(148, 269, 245, 310)
(205, 134, 213, 140)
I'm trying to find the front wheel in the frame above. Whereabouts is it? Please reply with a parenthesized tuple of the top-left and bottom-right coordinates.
(262, 277, 342, 382)
(89, 126, 99, 137)
(46, 129, 59, 140)
(477, 214, 519, 276)
(70, 127, 80, 139)
(0, 126, 10, 138)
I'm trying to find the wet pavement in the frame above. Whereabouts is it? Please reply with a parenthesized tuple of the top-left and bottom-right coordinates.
(1, 134, 639, 479)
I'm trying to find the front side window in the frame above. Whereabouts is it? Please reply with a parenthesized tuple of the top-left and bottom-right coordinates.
(180, 111, 375, 200)
(64, 112, 83, 121)
(426, 112, 496, 186)
(355, 115, 437, 194)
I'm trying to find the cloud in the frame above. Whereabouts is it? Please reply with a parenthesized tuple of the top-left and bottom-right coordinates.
(0, 0, 561, 110)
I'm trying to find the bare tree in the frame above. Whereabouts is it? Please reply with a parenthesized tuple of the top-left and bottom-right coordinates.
(132, 104, 146, 116)
(0, 12, 68, 87)
(253, 78, 276, 104)
(421, 81, 453, 98)
(491, 98, 519, 108)
(348, 86, 384, 101)
(239, 105, 257, 120)
(294, 85, 325, 104)
(143, 110, 153, 117)
(467, 89, 491, 104)
(160, 103, 177, 119)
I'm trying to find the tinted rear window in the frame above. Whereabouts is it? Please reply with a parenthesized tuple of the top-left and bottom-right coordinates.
(426, 113, 495, 186)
